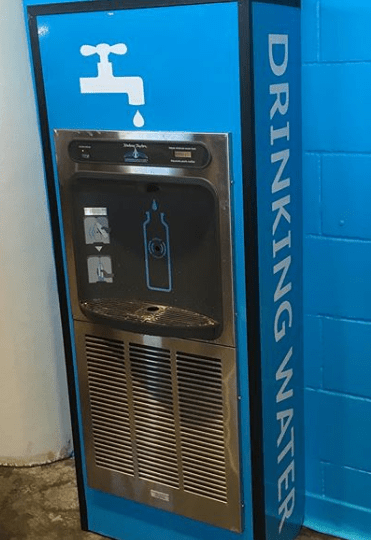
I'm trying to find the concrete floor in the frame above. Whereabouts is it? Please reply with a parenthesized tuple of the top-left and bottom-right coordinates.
(0, 460, 341, 540)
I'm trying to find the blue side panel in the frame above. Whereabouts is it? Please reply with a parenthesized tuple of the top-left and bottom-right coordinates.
(35, 3, 253, 540)
(252, 3, 304, 540)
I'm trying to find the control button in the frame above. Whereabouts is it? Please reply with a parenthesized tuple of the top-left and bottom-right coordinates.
(81, 152, 90, 159)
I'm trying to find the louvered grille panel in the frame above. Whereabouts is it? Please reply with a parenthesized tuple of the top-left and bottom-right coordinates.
(86, 335, 134, 476)
(177, 352, 228, 503)
(129, 343, 180, 489)
(80, 326, 240, 529)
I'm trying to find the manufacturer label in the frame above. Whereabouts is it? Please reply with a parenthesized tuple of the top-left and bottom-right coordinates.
(150, 489, 170, 502)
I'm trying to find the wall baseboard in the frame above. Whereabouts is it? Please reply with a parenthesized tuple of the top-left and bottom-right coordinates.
(305, 493, 371, 540)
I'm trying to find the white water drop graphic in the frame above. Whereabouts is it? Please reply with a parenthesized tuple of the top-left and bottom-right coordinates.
(133, 110, 145, 128)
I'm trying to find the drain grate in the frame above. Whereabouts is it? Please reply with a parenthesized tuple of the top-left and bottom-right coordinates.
(81, 298, 221, 339)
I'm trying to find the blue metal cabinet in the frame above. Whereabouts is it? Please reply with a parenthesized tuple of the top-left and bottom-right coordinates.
(23, 1, 303, 540)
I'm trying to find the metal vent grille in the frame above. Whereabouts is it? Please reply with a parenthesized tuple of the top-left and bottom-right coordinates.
(85, 335, 134, 476)
(177, 352, 228, 503)
(129, 343, 180, 489)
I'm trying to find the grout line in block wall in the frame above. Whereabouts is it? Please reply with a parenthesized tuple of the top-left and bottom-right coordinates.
(306, 233, 371, 244)
(321, 461, 371, 477)
(316, 0, 321, 63)
(304, 60, 371, 66)
(318, 154, 323, 236)
(305, 151, 371, 156)
(319, 315, 324, 390)
(308, 387, 371, 404)
(320, 461, 326, 497)
(317, 313, 371, 325)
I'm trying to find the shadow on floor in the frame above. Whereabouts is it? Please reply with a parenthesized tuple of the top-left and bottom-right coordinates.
(0, 459, 341, 540)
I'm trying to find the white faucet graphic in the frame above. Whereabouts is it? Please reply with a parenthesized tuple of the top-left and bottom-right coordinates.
(79, 43, 145, 127)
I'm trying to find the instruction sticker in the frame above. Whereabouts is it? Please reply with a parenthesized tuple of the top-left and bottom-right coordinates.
(87, 256, 113, 283)
(84, 215, 110, 245)
(84, 207, 107, 216)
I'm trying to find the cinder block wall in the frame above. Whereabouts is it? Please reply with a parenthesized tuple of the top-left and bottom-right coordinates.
(302, 1, 371, 538)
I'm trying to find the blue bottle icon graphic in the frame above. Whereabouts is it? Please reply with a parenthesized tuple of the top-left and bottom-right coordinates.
(143, 200, 172, 292)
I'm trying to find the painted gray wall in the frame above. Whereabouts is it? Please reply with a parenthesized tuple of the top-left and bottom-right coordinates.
(0, 0, 72, 465)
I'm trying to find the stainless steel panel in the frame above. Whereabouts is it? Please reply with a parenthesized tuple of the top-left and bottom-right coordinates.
(54, 130, 235, 348)
(75, 320, 242, 532)
(55, 130, 241, 530)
